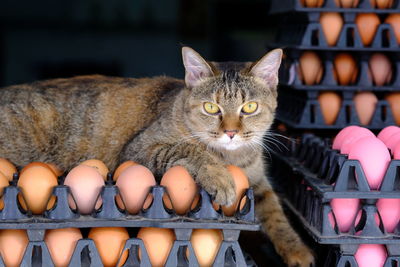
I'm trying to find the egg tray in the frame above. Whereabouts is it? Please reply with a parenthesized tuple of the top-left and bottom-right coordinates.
(276, 88, 397, 130)
(0, 181, 259, 232)
(269, 133, 400, 243)
(268, 0, 400, 14)
(278, 49, 400, 91)
(322, 244, 400, 267)
(0, 228, 258, 267)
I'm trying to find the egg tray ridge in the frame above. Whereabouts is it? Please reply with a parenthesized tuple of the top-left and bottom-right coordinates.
(276, 88, 397, 130)
(0, 228, 258, 267)
(269, 133, 400, 243)
(268, 0, 400, 14)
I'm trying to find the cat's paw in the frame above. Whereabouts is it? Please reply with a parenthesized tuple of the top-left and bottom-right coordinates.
(197, 164, 236, 206)
(284, 243, 314, 267)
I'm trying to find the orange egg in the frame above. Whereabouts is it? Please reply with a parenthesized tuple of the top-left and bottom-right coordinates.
(115, 165, 156, 214)
(353, 92, 378, 125)
(18, 163, 58, 214)
(64, 165, 105, 214)
(46, 163, 63, 177)
(334, 53, 358, 85)
(45, 228, 82, 267)
(299, 51, 323, 85)
(385, 14, 400, 44)
(0, 229, 28, 267)
(0, 173, 9, 210)
(334, 0, 359, 7)
(320, 13, 343, 46)
(0, 158, 17, 182)
(301, 0, 324, 7)
(355, 13, 380, 46)
(318, 91, 342, 125)
(19, 162, 56, 176)
(369, 53, 392, 86)
(216, 166, 250, 216)
(189, 229, 223, 266)
(160, 166, 198, 215)
(374, 0, 393, 8)
(386, 93, 400, 125)
(80, 159, 109, 181)
(113, 161, 138, 181)
(88, 227, 129, 267)
(137, 227, 175, 267)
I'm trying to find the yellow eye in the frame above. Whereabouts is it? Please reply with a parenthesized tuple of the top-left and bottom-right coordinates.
(242, 102, 258, 114)
(204, 102, 220, 114)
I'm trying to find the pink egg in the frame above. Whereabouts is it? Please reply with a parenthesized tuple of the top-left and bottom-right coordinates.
(329, 198, 360, 232)
(332, 126, 361, 150)
(385, 132, 400, 152)
(393, 142, 400, 159)
(377, 198, 400, 233)
(377, 126, 400, 143)
(355, 244, 387, 267)
(348, 137, 391, 190)
(340, 128, 375, 154)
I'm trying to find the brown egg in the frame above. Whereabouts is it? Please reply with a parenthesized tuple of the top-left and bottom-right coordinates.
(113, 161, 138, 181)
(0, 229, 28, 267)
(18, 163, 58, 214)
(137, 227, 175, 267)
(80, 159, 109, 181)
(301, 0, 324, 7)
(375, 0, 393, 8)
(386, 93, 400, 125)
(0, 158, 17, 182)
(19, 162, 56, 176)
(115, 165, 156, 214)
(63, 165, 105, 214)
(217, 166, 250, 216)
(320, 13, 343, 46)
(385, 14, 400, 44)
(299, 51, 323, 85)
(89, 227, 129, 267)
(356, 13, 380, 46)
(161, 166, 198, 215)
(318, 92, 342, 125)
(353, 92, 378, 125)
(45, 228, 82, 267)
(46, 163, 63, 177)
(189, 229, 223, 266)
(369, 53, 392, 86)
(0, 172, 9, 210)
(335, 0, 359, 7)
(334, 53, 358, 85)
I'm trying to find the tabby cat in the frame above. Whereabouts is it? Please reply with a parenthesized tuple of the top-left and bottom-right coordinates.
(0, 47, 313, 266)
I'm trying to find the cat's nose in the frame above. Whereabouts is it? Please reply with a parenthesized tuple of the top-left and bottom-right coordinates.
(224, 129, 238, 139)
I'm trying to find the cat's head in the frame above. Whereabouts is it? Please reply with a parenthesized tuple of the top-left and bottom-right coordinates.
(181, 46, 282, 152)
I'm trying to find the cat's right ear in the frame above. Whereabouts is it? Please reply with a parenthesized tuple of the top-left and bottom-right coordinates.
(182, 47, 214, 88)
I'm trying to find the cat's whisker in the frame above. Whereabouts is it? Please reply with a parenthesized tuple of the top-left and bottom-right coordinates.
(261, 136, 288, 152)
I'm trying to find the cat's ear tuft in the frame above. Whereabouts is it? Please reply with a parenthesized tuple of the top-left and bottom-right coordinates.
(182, 47, 214, 88)
(250, 49, 283, 89)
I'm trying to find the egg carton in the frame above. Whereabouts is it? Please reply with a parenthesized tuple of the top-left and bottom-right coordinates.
(0, 178, 259, 231)
(269, 133, 400, 242)
(268, 0, 400, 14)
(273, 12, 400, 51)
(0, 228, 257, 267)
(276, 88, 397, 129)
(278, 50, 400, 91)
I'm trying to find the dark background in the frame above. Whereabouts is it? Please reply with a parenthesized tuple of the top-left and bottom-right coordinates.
(0, 0, 279, 87)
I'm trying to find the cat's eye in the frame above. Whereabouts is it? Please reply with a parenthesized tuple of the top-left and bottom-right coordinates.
(204, 102, 220, 114)
(242, 102, 258, 114)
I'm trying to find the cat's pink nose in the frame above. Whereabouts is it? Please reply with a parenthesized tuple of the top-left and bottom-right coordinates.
(224, 129, 238, 139)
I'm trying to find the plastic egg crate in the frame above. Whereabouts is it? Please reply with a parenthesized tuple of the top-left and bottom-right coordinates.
(279, 50, 400, 91)
(273, 12, 400, 50)
(0, 228, 257, 267)
(0, 175, 258, 230)
(269, 133, 400, 242)
(268, 0, 400, 15)
(276, 89, 397, 129)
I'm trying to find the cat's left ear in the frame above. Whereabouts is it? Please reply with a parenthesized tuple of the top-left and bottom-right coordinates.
(250, 49, 283, 89)
(182, 47, 214, 88)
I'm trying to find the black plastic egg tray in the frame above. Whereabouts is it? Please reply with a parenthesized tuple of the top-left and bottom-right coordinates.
(268, 0, 400, 14)
(269, 133, 400, 243)
(278, 50, 400, 91)
(0, 178, 259, 266)
(276, 88, 397, 129)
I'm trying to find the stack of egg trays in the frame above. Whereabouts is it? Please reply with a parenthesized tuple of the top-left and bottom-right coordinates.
(0, 176, 259, 267)
(269, 133, 400, 266)
(267, 0, 400, 129)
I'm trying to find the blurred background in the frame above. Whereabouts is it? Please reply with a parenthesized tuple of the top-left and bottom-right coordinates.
(0, 0, 278, 87)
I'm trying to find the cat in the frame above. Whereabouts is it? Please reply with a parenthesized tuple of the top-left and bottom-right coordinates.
(0, 47, 314, 267)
